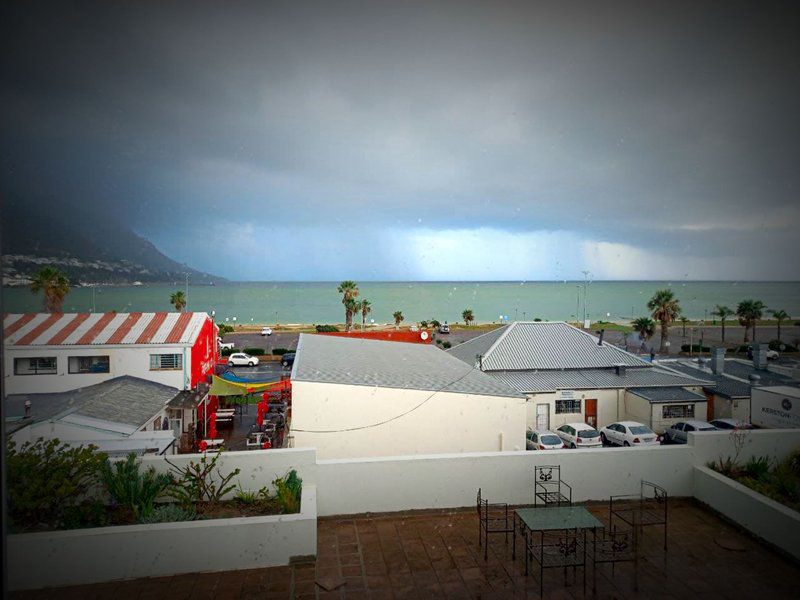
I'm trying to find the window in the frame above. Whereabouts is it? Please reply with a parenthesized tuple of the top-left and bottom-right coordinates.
(68, 355, 110, 374)
(150, 353, 182, 370)
(662, 405, 695, 419)
(14, 357, 57, 375)
(555, 399, 581, 414)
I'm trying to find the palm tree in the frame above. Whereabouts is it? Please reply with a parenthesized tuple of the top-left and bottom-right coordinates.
(337, 280, 360, 332)
(169, 290, 187, 312)
(647, 289, 681, 353)
(736, 299, 765, 343)
(770, 309, 790, 342)
(679, 316, 689, 337)
(711, 305, 734, 343)
(632, 317, 656, 341)
(360, 299, 372, 330)
(393, 310, 404, 329)
(462, 308, 474, 326)
(29, 266, 70, 313)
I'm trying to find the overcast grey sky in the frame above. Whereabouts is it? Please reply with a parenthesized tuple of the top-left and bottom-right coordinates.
(2, 1, 799, 280)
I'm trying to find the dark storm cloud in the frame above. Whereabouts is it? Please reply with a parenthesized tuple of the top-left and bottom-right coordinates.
(2, 0, 798, 279)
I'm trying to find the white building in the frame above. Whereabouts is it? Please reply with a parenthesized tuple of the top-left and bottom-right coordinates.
(6, 376, 180, 455)
(3, 312, 217, 395)
(290, 334, 526, 459)
(448, 321, 711, 433)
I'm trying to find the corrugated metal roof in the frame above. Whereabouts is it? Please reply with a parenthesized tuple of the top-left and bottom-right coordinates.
(3, 312, 209, 347)
(628, 387, 707, 403)
(5, 375, 178, 429)
(449, 321, 648, 370)
(447, 325, 508, 366)
(292, 333, 524, 398)
(660, 359, 799, 399)
(492, 366, 710, 393)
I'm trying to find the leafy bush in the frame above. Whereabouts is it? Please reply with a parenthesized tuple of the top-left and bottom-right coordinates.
(139, 504, 196, 524)
(273, 470, 302, 514)
(242, 347, 265, 355)
(7, 439, 107, 531)
(435, 339, 442, 345)
(271, 348, 291, 355)
(681, 344, 710, 352)
(221, 347, 239, 357)
(315, 324, 339, 332)
(769, 339, 798, 352)
(101, 453, 172, 521)
(442, 341, 452, 349)
(420, 320, 429, 328)
(233, 485, 260, 506)
(744, 456, 771, 481)
(533, 318, 542, 322)
(165, 450, 241, 510)
(430, 319, 441, 328)
(217, 323, 235, 336)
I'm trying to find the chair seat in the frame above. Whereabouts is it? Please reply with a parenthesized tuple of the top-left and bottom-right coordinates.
(528, 539, 586, 567)
(536, 491, 570, 505)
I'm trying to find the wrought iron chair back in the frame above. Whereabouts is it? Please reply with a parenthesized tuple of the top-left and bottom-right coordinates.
(534, 465, 573, 507)
(476, 488, 515, 561)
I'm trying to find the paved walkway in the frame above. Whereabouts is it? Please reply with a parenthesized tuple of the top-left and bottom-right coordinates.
(11, 499, 800, 599)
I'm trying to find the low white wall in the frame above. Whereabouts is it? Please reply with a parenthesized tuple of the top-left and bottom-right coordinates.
(8, 486, 317, 591)
(314, 445, 694, 516)
(689, 429, 800, 467)
(693, 467, 800, 560)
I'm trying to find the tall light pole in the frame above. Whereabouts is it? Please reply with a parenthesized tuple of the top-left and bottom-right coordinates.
(581, 270, 591, 325)
(576, 286, 581, 325)
(184, 272, 189, 311)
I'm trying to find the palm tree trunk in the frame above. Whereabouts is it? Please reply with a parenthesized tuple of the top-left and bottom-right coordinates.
(659, 321, 669, 354)
(777, 320, 782, 342)
(743, 324, 749, 343)
(752, 319, 757, 342)
(721, 320, 725, 343)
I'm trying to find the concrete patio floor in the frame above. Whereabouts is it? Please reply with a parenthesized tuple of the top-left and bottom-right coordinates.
(10, 499, 799, 599)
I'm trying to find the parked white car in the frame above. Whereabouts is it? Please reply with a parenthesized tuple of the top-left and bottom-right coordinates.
(662, 420, 717, 444)
(218, 339, 235, 351)
(260, 326, 272, 336)
(228, 352, 259, 367)
(600, 421, 659, 447)
(555, 422, 603, 448)
(526, 429, 565, 450)
(709, 418, 754, 430)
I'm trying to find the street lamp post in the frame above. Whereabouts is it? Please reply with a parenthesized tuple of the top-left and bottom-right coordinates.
(184, 273, 189, 311)
(581, 271, 591, 326)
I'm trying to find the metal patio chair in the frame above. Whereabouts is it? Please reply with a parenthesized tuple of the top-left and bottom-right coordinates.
(609, 480, 668, 551)
(534, 465, 573, 507)
(591, 525, 638, 593)
(476, 488, 515, 561)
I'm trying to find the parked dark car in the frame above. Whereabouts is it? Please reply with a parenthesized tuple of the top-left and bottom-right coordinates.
(281, 352, 296, 368)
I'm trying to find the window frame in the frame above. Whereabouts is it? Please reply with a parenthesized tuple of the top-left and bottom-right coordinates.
(149, 353, 183, 371)
(555, 399, 582, 414)
(13, 356, 57, 375)
(68, 355, 110, 374)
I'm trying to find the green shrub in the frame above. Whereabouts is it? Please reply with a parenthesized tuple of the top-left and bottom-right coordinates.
(442, 341, 452, 349)
(681, 344, 710, 352)
(139, 504, 195, 524)
(420, 320, 429, 328)
(435, 339, 442, 345)
(7, 439, 107, 531)
(101, 453, 172, 521)
(315, 324, 340, 332)
(221, 347, 239, 357)
(165, 450, 241, 509)
(233, 485, 260, 506)
(744, 456, 771, 481)
(217, 323, 235, 336)
(768, 339, 798, 352)
(242, 347, 265, 355)
(273, 470, 302, 514)
(430, 319, 441, 328)
(533, 318, 542, 322)
(271, 348, 290, 355)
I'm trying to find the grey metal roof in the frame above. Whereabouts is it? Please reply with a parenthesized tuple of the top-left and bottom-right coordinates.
(664, 361, 752, 399)
(292, 334, 523, 398)
(628, 387, 707, 403)
(449, 321, 648, 371)
(719, 360, 800, 388)
(5, 376, 177, 429)
(447, 326, 508, 366)
(492, 366, 710, 393)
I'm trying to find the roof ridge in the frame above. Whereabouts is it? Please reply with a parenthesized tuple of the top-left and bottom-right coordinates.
(480, 323, 514, 361)
(445, 324, 508, 353)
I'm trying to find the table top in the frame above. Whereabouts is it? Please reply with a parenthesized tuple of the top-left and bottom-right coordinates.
(515, 506, 603, 531)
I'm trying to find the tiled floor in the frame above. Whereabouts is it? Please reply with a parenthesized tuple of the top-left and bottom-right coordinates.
(12, 499, 800, 599)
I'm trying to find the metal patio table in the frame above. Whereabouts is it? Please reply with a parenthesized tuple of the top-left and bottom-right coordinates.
(516, 506, 603, 596)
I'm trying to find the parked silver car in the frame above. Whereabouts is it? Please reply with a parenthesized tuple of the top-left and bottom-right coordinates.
(662, 420, 717, 444)
(600, 421, 659, 447)
(526, 429, 565, 450)
(709, 418, 754, 430)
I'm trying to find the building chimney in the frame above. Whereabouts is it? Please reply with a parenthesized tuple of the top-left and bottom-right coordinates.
(476, 354, 483, 370)
(615, 364, 627, 377)
(598, 329, 605, 346)
(710, 347, 725, 375)
(749, 373, 761, 387)
(753, 343, 768, 370)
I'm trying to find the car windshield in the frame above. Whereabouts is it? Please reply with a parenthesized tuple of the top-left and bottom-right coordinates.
(699, 426, 717, 431)
(629, 426, 653, 435)
(578, 430, 600, 438)
(541, 435, 562, 445)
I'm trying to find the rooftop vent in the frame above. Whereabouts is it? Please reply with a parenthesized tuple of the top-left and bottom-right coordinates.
(598, 329, 605, 346)
(615, 364, 627, 377)
(710, 348, 725, 375)
(752, 343, 768, 370)
(749, 373, 761, 387)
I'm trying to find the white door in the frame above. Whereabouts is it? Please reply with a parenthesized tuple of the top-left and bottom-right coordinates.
(536, 404, 549, 430)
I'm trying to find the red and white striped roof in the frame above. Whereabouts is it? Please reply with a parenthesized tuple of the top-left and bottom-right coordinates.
(3, 312, 210, 347)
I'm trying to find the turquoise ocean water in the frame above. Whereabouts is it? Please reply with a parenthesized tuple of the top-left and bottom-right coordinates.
(3, 281, 799, 325)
